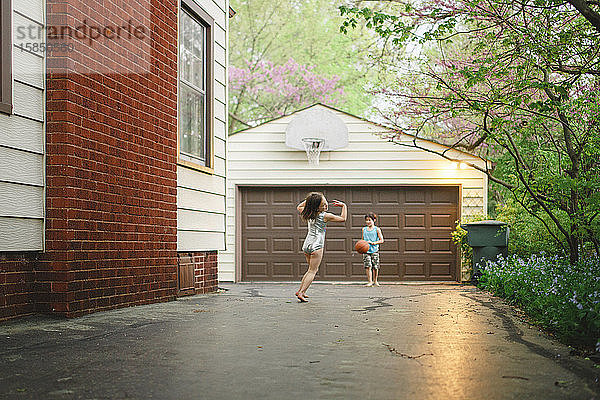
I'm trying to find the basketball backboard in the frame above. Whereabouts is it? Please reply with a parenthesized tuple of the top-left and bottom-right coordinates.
(285, 107, 349, 166)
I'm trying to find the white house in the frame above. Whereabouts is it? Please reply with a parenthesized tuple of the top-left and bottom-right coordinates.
(222, 104, 488, 282)
(0, 0, 232, 319)
(0, 0, 46, 251)
(175, 0, 231, 294)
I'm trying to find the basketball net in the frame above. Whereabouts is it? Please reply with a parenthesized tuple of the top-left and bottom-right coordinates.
(302, 138, 324, 166)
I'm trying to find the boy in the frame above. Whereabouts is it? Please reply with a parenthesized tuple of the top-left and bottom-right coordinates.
(362, 212, 384, 286)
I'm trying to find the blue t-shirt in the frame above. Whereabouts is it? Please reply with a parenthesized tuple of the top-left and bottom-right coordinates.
(362, 226, 379, 253)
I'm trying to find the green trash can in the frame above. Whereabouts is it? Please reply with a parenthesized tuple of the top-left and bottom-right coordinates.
(461, 220, 509, 283)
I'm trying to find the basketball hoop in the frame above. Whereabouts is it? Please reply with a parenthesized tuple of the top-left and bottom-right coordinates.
(302, 138, 324, 166)
(285, 106, 349, 166)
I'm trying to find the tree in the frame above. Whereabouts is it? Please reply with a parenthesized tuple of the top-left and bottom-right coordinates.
(229, 58, 345, 131)
(340, 1, 600, 262)
(228, 0, 400, 133)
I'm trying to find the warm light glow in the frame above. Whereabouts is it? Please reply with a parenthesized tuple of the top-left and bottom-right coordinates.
(459, 162, 467, 169)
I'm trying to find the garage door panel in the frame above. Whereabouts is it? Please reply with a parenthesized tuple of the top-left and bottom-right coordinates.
(323, 262, 346, 277)
(431, 188, 457, 204)
(246, 262, 268, 277)
(378, 214, 399, 228)
(405, 214, 426, 228)
(327, 223, 351, 231)
(299, 263, 308, 276)
(379, 262, 400, 277)
(431, 214, 453, 228)
(351, 214, 366, 228)
(352, 262, 364, 275)
(273, 262, 295, 277)
(431, 238, 452, 253)
(381, 237, 399, 252)
(405, 189, 426, 204)
(273, 238, 294, 252)
(273, 214, 294, 229)
(431, 262, 453, 277)
(350, 188, 374, 204)
(246, 214, 268, 228)
(404, 262, 426, 278)
(272, 189, 296, 205)
(326, 238, 348, 252)
(245, 190, 269, 204)
(246, 238, 267, 252)
(241, 186, 458, 281)
(405, 238, 426, 253)
(267, 209, 298, 218)
(324, 188, 347, 203)
(378, 190, 400, 205)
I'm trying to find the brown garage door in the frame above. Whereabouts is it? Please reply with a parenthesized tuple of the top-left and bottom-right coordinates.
(241, 186, 459, 281)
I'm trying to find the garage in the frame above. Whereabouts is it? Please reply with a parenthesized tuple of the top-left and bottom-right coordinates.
(241, 186, 459, 281)
(221, 104, 488, 282)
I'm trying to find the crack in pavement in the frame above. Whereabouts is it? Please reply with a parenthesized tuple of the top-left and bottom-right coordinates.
(244, 288, 265, 297)
(383, 343, 433, 360)
(382, 343, 433, 366)
(350, 290, 449, 312)
(352, 297, 394, 312)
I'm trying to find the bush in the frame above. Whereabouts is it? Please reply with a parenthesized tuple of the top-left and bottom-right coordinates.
(451, 215, 487, 280)
(494, 200, 569, 258)
(478, 254, 600, 350)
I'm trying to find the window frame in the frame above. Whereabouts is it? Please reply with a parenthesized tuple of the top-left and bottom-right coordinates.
(178, 0, 214, 174)
(0, 0, 12, 115)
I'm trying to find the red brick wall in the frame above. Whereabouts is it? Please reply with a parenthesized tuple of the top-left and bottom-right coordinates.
(0, 0, 227, 321)
(0, 253, 38, 320)
(177, 251, 218, 295)
(195, 251, 218, 293)
(40, 0, 179, 317)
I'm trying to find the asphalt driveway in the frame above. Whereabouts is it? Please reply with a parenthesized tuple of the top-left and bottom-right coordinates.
(0, 283, 598, 399)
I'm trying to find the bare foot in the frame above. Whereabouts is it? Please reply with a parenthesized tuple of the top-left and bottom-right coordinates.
(374, 282, 380, 286)
(296, 292, 308, 302)
(365, 282, 373, 287)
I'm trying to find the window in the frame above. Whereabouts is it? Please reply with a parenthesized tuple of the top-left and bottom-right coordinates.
(179, 1, 213, 170)
(0, 0, 12, 114)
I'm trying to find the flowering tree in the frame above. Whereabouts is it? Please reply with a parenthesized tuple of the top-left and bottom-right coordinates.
(228, 0, 405, 133)
(340, 1, 600, 262)
(229, 58, 345, 132)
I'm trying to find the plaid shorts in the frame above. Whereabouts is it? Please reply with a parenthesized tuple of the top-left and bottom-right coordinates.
(363, 252, 380, 270)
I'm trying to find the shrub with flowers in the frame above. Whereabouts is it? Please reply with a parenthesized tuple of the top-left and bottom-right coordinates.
(478, 254, 600, 350)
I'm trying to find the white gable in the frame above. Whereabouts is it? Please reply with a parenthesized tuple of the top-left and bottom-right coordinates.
(229, 104, 487, 172)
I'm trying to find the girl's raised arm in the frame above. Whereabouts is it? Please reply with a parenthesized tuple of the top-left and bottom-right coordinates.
(296, 200, 306, 213)
(324, 200, 347, 222)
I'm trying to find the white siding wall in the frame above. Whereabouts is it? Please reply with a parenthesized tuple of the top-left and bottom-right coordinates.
(221, 105, 488, 281)
(0, 0, 45, 251)
(177, 0, 228, 252)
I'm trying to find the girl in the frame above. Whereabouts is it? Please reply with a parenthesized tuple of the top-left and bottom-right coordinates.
(295, 192, 347, 302)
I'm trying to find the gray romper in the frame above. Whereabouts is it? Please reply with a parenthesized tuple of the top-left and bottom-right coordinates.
(302, 212, 327, 254)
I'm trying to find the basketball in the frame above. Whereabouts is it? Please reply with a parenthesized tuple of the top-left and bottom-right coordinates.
(355, 240, 369, 254)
